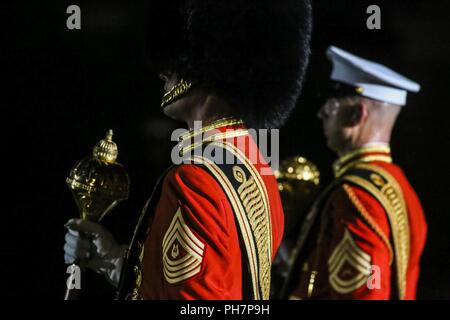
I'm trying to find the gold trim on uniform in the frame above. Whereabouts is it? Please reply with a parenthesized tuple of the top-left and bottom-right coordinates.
(343, 184, 394, 265)
(333, 145, 392, 177)
(180, 129, 249, 157)
(307, 270, 318, 297)
(162, 207, 205, 284)
(129, 243, 145, 300)
(337, 145, 391, 164)
(190, 155, 261, 298)
(218, 141, 273, 300)
(342, 164, 410, 300)
(214, 141, 273, 259)
(233, 165, 272, 300)
(187, 139, 272, 300)
(328, 228, 372, 294)
(335, 155, 392, 178)
(124, 118, 247, 298)
(126, 196, 154, 300)
(179, 118, 244, 144)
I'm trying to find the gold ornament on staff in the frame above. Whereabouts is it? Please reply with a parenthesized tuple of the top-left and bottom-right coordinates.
(271, 155, 321, 299)
(275, 156, 320, 185)
(64, 129, 130, 300)
(274, 156, 320, 238)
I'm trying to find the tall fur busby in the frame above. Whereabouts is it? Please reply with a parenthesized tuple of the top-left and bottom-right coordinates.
(146, 0, 312, 129)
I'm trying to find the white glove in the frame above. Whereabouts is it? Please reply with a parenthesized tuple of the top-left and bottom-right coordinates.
(64, 218, 127, 288)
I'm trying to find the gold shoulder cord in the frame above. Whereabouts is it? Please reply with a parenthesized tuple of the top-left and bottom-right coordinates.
(341, 164, 410, 300)
(342, 184, 394, 264)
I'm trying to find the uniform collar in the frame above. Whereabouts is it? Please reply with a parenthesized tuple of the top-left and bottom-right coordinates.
(333, 143, 392, 177)
(178, 117, 248, 157)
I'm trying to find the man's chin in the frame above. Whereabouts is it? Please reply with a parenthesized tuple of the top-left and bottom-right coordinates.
(162, 99, 186, 121)
(326, 139, 340, 154)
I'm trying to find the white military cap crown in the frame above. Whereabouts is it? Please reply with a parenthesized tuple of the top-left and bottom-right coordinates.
(327, 46, 420, 106)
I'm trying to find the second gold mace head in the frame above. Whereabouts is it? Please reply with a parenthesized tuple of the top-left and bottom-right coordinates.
(275, 155, 320, 187)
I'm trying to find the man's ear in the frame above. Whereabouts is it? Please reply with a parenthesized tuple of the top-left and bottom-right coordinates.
(345, 101, 367, 126)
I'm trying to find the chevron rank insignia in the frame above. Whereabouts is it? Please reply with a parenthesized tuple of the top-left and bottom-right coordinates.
(328, 228, 371, 294)
(162, 207, 205, 284)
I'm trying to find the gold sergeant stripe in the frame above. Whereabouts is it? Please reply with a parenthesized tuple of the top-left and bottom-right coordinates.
(328, 229, 372, 294)
(328, 230, 371, 273)
(162, 208, 205, 257)
(162, 208, 205, 284)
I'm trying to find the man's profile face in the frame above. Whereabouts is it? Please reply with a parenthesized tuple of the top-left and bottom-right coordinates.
(159, 72, 183, 120)
(160, 72, 178, 95)
(160, 72, 185, 120)
(317, 96, 360, 153)
(159, 72, 204, 123)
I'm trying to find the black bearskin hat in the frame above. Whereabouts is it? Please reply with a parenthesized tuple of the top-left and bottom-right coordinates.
(146, 0, 312, 129)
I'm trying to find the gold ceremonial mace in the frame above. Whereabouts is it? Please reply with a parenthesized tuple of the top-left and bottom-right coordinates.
(64, 130, 130, 300)
(273, 156, 321, 299)
(274, 156, 321, 240)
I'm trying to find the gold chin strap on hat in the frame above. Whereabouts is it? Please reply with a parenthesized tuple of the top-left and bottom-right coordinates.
(160, 78, 192, 108)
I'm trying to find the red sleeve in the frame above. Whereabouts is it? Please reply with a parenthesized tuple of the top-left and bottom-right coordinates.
(159, 164, 242, 299)
(326, 184, 392, 300)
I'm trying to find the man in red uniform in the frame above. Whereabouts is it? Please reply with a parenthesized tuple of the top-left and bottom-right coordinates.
(63, 1, 312, 299)
(282, 46, 427, 300)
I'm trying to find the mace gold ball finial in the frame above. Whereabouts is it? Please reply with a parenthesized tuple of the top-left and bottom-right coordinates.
(106, 129, 113, 141)
(93, 129, 119, 163)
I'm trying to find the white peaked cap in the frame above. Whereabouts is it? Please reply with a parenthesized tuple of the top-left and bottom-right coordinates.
(327, 46, 420, 106)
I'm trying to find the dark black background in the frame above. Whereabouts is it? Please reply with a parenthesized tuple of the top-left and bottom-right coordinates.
(2, 0, 449, 299)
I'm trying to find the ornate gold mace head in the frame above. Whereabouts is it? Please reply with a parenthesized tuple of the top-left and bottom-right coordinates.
(275, 155, 320, 190)
(274, 156, 321, 236)
(66, 130, 130, 222)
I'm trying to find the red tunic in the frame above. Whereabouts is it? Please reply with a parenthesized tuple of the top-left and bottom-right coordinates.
(289, 145, 427, 300)
(137, 119, 284, 299)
